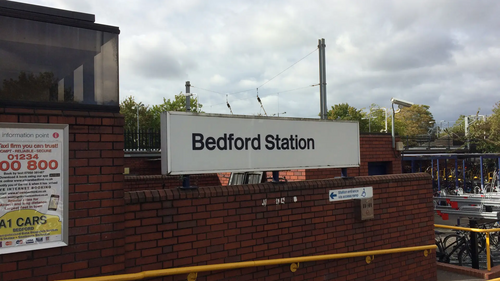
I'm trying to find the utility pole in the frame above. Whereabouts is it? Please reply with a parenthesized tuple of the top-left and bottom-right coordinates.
(182, 81, 195, 189)
(318, 38, 327, 120)
(186, 81, 191, 112)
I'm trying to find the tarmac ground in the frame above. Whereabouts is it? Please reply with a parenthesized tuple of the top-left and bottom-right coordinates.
(437, 269, 484, 281)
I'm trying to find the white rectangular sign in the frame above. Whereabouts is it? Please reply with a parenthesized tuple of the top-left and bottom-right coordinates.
(0, 123, 68, 254)
(329, 187, 373, 202)
(161, 112, 360, 175)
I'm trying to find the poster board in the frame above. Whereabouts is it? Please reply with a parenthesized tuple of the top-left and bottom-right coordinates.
(0, 123, 68, 254)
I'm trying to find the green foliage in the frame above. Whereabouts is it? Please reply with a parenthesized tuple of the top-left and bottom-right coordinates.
(391, 104, 434, 137)
(467, 102, 500, 152)
(444, 115, 466, 139)
(149, 93, 203, 129)
(327, 103, 369, 132)
(120, 96, 153, 131)
(120, 93, 203, 131)
(367, 104, 388, 133)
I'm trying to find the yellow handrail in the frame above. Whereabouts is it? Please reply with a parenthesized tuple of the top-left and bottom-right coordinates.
(57, 244, 436, 281)
(435, 224, 500, 271)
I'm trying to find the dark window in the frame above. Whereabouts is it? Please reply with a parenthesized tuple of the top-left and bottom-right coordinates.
(0, 6, 118, 109)
(368, 161, 390, 176)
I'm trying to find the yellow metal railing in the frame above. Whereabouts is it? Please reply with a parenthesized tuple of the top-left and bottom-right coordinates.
(57, 244, 436, 281)
(435, 224, 500, 271)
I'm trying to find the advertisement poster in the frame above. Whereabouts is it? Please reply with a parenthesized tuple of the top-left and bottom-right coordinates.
(0, 123, 68, 254)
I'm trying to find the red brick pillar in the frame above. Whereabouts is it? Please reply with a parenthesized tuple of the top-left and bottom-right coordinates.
(0, 107, 125, 281)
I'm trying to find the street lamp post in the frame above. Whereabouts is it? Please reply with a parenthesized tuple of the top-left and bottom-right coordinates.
(391, 98, 413, 148)
(134, 102, 143, 150)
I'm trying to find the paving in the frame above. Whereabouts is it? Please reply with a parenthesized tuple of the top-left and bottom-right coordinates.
(437, 269, 484, 281)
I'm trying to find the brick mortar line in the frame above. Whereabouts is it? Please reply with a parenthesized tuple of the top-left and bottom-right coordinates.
(124, 173, 431, 204)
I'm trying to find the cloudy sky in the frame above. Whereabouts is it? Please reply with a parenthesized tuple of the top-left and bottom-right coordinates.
(18, 0, 500, 126)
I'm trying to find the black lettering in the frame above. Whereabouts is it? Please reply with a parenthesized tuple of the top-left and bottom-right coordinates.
(25, 217, 32, 226)
(265, 135, 275, 150)
(217, 134, 227, 150)
(234, 137, 244, 150)
(307, 138, 315, 149)
(228, 134, 234, 150)
(16, 217, 24, 227)
(192, 133, 204, 150)
(245, 137, 251, 150)
(252, 134, 261, 150)
(40, 216, 47, 224)
(281, 137, 289, 150)
(290, 135, 296, 150)
(0, 219, 6, 229)
(299, 138, 307, 149)
(206, 137, 216, 150)
(32, 216, 39, 225)
(275, 135, 281, 150)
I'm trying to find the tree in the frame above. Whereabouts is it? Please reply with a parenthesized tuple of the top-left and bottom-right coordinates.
(327, 103, 369, 132)
(466, 102, 500, 152)
(445, 115, 466, 139)
(367, 104, 388, 133)
(391, 104, 434, 137)
(119, 96, 154, 131)
(119, 92, 203, 132)
(148, 92, 203, 130)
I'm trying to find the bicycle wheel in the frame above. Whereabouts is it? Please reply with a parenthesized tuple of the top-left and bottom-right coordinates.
(458, 246, 472, 267)
(443, 234, 462, 262)
(436, 241, 449, 263)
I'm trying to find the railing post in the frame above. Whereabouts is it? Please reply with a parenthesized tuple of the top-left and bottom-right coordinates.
(470, 220, 479, 269)
(487, 232, 491, 271)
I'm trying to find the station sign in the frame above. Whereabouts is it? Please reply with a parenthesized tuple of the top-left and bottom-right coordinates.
(0, 123, 68, 254)
(161, 112, 360, 175)
(329, 187, 373, 202)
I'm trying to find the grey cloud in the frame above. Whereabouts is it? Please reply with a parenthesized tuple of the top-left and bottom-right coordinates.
(370, 32, 459, 71)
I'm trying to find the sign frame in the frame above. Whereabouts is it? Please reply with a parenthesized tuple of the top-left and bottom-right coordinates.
(161, 112, 360, 175)
(329, 186, 373, 202)
(0, 122, 69, 254)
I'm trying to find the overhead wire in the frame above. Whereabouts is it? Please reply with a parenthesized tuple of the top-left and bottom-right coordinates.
(192, 46, 318, 97)
(192, 46, 319, 114)
(256, 47, 319, 90)
(202, 83, 320, 112)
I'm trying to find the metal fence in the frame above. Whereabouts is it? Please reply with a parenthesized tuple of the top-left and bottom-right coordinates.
(124, 129, 161, 151)
(123, 131, 466, 152)
(403, 135, 464, 150)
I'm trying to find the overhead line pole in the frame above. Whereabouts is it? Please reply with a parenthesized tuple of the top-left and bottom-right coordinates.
(319, 38, 345, 177)
(318, 38, 327, 120)
(182, 81, 196, 189)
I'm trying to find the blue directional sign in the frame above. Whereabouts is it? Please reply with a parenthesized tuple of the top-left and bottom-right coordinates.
(330, 192, 337, 200)
(329, 187, 373, 202)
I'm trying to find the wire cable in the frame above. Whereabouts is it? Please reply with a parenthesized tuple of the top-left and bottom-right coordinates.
(273, 83, 320, 95)
(256, 47, 318, 90)
(203, 83, 319, 109)
(191, 46, 318, 97)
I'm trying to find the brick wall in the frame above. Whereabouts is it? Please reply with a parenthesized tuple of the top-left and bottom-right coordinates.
(1, 109, 431, 281)
(125, 134, 401, 189)
(124, 174, 222, 191)
(124, 155, 161, 175)
(123, 173, 436, 281)
(305, 134, 401, 180)
(0, 107, 125, 281)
